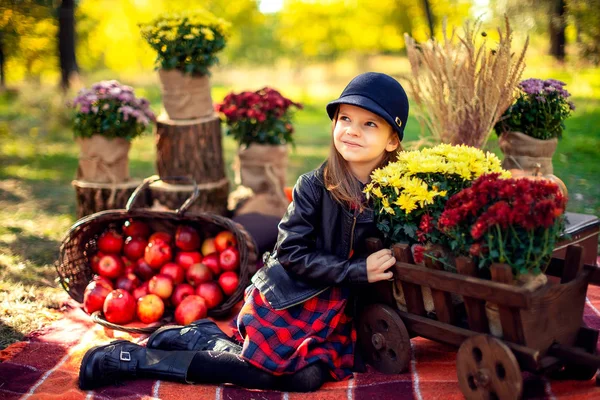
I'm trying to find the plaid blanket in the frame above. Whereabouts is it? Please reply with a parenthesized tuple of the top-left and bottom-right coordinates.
(2, 285, 600, 400)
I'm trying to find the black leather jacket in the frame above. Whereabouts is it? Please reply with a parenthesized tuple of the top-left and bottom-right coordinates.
(251, 164, 382, 310)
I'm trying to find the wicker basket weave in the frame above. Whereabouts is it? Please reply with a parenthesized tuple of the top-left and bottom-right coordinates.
(56, 177, 258, 332)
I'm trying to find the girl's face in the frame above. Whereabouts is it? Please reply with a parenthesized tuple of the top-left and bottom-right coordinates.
(333, 104, 399, 176)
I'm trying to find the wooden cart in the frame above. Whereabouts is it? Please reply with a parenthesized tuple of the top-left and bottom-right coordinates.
(358, 238, 600, 400)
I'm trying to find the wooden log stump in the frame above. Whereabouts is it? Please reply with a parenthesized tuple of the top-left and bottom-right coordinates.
(72, 179, 147, 219)
(155, 113, 226, 185)
(148, 175, 229, 216)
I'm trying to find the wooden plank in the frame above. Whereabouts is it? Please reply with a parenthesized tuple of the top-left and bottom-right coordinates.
(520, 271, 590, 352)
(393, 262, 532, 308)
(392, 244, 426, 316)
(490, 264, 525, 345)
(424, 255, 455, 324)
(455, 256, 489, 333)
(561, 245, 584, 284)
(364, 238, 395, 307)
(397, 310, 541, 371)
(548, 343, 600, 369)
(546, 258, 600, 286)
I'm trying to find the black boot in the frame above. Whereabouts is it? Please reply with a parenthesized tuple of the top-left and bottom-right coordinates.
(147, 319, 242, 353)
(78, 340, 197, 390)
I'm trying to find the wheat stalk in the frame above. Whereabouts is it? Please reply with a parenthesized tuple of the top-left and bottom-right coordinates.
(404, 16, 529, 148)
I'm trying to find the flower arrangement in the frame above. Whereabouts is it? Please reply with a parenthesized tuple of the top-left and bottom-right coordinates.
(70, 80, 155, 141)
(438, 173, 567, 277)
(216, 87, 303, 147)
(139, 10, 230, 75)
(364, 144, 510, 247)
(494, 78, 575, 140)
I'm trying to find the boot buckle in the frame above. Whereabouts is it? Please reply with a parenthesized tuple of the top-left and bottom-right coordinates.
(120, 350, 131, 362)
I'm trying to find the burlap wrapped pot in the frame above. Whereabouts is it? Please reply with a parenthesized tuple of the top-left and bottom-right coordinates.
(499, 131, 558, 175)
(158, 69, 214, 120)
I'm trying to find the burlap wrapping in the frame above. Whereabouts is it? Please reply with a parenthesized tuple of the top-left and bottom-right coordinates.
(76, 135, 130, 184)
(499, 131, 558, 175)
(232, 144, 289, 219)
(158, 69, 213, 120)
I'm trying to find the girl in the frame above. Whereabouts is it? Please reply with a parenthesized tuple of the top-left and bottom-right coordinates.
(78, 72, 410, 393)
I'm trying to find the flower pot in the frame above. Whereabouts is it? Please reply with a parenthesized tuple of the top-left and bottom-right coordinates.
(499, 131, 558, 175)
(158, 69, 213, 120)
(485, 272, 548, 338)
(231, 144, 289, 218)
(76, 135, 131, 183)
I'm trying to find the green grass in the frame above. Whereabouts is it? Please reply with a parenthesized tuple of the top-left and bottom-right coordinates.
(0, 61, 599, 349)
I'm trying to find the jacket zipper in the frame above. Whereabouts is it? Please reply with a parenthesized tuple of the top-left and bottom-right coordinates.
(348, 213, 357, 258)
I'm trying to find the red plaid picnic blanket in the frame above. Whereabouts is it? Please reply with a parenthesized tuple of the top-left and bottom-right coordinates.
(2, 286, 600, 399)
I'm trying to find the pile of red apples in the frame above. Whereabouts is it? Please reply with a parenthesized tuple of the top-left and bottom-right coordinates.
(83, 219, 241, 326)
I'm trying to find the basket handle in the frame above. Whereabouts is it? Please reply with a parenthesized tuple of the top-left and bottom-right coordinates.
(126, 176, 199, 216)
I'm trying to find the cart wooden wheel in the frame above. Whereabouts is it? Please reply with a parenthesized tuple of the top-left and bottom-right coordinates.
(457, 335, 523, 400)
(358, 304, 411, 374)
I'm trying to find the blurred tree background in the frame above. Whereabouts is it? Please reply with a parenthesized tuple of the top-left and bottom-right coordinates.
(1, 0, 597, 88)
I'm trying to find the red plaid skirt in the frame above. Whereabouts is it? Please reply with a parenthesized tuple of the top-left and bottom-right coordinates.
(232, 285, 356, 381)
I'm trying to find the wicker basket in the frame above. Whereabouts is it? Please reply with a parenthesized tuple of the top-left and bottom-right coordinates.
(56, 177, 258, 332)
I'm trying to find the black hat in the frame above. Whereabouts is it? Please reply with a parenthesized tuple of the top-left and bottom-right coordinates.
(326, 72, 409, 140)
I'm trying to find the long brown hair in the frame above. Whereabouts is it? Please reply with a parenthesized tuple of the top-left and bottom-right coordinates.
(323, 110, 402, 211)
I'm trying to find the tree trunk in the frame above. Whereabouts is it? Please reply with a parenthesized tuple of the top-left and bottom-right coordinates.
(58, 0, 79, 91)
(72, 180, 146, 219)
(155, 115, 226, 185)
(422, 0, 435, 38)
(549, 0, 567, 61)
(0, 32, 5, 90)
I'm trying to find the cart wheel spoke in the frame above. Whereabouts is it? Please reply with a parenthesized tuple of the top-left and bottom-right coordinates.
(358, 304, 411, 374)
(457, 335, 523, 400)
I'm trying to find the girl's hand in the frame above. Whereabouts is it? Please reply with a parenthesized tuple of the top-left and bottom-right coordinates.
(366, 249, 396, 283)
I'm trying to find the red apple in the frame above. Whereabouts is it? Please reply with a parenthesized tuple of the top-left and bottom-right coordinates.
(160, 262, 185, 285)
(174, 295, 207, 325)
(175, 225, 201, 251)
(136, 294, 165, 324)
(83, 281, 112, 314)
(122, 219, 150, 239)
(201, 253, 221, 276)
(218, 271, 239, 296)
(132, 281, 150, 300)
(175, 251, 203, 270)
(149, 231, 172, 245)
(148, 274, 174, 299)
(195, 281, 224, 309)
(122, 256, 136, 274)
(186, 263, 213, 287)
(219, 246, 240, 272)
(97, 230, 124, 254)
(123, 236, 148, 261)
(144, 241, 173, 269)
(97, 253, 124, 279)
(134, 258, 155, 281)
(115, 272, 140, 292)
(103, 289, 136, 324)
(201, 238, 217, 256)
(171, 283, 195, 307)
(214, 231, 236, 253)
(90, 251, 105, 273)
(91, 275, 113, 291)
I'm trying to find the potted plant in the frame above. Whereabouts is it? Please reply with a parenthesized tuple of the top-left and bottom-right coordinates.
(364, 143, 509, 252)
(216, 87, 302, 218)
(437, 172, 567, 336)
(494, 78, 575, 174)
(140, 10, 230, 120)
(69, 80, 155, 183)
(363, 144, 509, 312)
